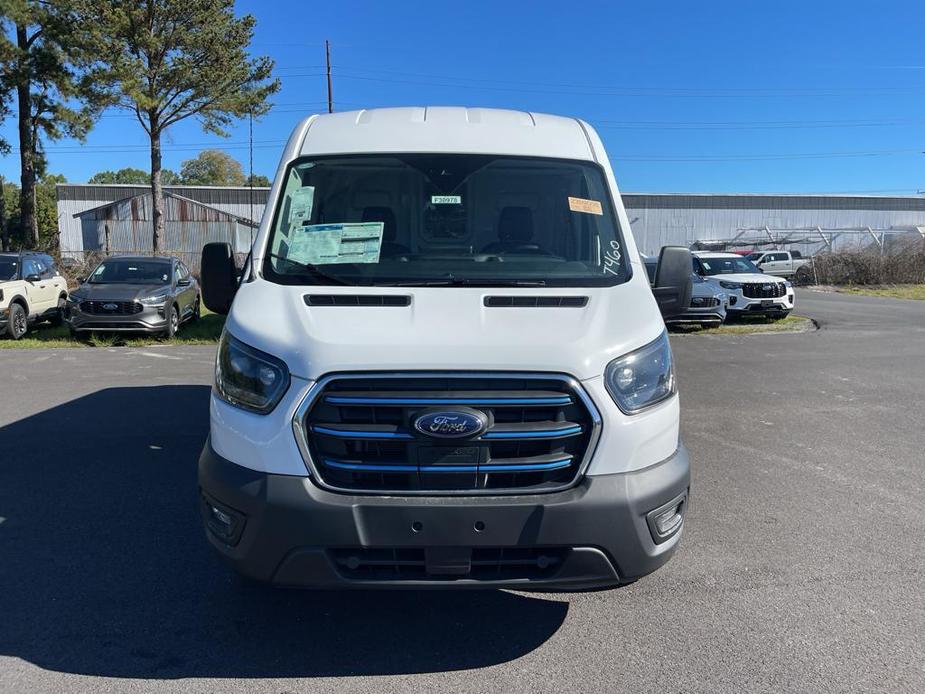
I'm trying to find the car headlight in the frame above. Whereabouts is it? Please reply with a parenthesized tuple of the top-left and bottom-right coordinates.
(604, 331, 676, 414)
(784, 280, 793, 288)
(139, 294, 169, 306)
(215, 333, 290, 413)
(67, 294, 82, 304)
(719, 280, 742, 289)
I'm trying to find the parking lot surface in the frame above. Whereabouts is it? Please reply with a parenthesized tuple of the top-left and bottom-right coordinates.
(1, 290, 923, 693)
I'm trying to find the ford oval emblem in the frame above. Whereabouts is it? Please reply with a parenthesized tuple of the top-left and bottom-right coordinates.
(413, 408, 488, 439)
(102, 303, 119, 310)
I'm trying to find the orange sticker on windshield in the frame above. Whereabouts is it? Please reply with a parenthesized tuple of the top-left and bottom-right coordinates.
(568, 197, 603, 215)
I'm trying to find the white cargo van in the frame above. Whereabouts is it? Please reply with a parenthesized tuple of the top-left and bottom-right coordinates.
(198, 107, 692, 589)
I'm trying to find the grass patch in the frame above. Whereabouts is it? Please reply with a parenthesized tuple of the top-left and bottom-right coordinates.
(671, 314, 815, 336)
(0, 307, 225, 349)
(832, 284, 925, 300)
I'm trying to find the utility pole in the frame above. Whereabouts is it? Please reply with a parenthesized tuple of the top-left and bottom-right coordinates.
(325, 39, 333, 113)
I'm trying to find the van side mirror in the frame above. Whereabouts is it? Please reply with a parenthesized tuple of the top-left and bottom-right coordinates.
(201, 242, 238, 315)
(652, 246, 693, 319)
(76, 276, 86, 284)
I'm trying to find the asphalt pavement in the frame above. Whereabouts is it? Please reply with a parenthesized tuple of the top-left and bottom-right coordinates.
(0, 290, 923, 693)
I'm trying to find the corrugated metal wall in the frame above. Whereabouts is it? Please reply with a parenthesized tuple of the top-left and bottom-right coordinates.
(59, 185, 925, 262)
(623, 194, 925, 255)
(58, 184, 269, 257)
(77, 194, 257, 271)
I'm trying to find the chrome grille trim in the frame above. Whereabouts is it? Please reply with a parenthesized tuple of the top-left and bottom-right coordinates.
(291, 372, 603, 497)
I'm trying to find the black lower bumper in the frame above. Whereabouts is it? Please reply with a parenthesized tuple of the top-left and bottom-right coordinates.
(198, 440, 690, 590)
(728, 305, 791, 316)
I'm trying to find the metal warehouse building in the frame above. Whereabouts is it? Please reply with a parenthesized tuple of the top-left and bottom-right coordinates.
(624, 193, 925, 256)
(57, 185, 925, 263)
(56, 184, 269, 270)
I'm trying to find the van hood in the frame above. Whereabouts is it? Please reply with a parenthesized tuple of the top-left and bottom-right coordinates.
(225, 277, 664, 381)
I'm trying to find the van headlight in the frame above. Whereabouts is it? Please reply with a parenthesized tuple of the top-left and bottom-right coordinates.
(604, 331, 676, 414)
(215, 333, 290, 413)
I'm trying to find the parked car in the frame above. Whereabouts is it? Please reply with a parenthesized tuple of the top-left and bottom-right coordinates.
(745, 250, 810, 278)
(197, 107, 692, 591)
(65, 255, 200, 337)
(643, 254, 727, 327)
(0, 252, 68, 340)
(693, 251, 794, 318)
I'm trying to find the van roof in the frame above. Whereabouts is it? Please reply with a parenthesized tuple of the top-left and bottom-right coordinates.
(298, 107, 599, 161)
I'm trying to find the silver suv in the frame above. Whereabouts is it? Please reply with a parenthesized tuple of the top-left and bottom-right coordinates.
(65, 256, 200, 337)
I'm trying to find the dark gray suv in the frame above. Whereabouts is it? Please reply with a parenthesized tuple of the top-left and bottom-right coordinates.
(65, 256, 200, 337)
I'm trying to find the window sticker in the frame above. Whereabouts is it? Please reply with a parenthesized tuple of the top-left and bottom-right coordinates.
(568, 196, 603, 215)
(431, 195, 462, 205)
(287, 222, 384, 265)
(289, 187, 315, 225)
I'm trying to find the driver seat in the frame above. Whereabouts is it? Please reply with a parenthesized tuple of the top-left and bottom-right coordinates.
(361, 206, 410, 257)
(481, 206, 543, 254)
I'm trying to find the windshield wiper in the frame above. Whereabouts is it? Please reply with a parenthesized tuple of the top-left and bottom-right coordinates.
(266, 253, 351, 285)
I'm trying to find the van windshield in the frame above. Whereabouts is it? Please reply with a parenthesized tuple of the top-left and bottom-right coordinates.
(262, 154, 629, 287)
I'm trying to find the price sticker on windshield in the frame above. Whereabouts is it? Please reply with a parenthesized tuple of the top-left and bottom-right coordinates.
(568, 197, 603, 215)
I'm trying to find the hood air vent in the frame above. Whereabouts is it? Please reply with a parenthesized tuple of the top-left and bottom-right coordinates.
(304, 294, 411, 307)
(484, 296, 589, 308)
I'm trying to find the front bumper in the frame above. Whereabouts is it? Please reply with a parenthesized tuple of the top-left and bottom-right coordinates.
(199, 439, 690, 590)
(726, 289, 794, 316)
(665, 306, 725, 325)
(65, 303, 169, 333)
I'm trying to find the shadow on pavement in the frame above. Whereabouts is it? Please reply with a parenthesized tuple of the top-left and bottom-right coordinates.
(0, 386, 567, 679)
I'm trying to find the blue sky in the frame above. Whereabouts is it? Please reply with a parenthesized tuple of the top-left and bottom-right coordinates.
(3, 0, 925, 193)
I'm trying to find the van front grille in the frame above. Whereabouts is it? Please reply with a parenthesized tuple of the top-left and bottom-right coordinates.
(297, 374, 600, 495)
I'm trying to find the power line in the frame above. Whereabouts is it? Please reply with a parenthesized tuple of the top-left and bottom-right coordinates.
(277, 63, 925, 95)
(328, 69, 925, 98)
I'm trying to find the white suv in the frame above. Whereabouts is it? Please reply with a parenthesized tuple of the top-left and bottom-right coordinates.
(693, 251, 794, 318)
(0, 252, 69, 339)
(196, 107, 692, 590)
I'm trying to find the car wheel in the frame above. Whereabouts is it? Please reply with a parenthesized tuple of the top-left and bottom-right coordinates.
(9, 303, 28, 340)
(49, 297, 66, 326)
(191, 297, 201, 322)
(165, 304, 180, 338)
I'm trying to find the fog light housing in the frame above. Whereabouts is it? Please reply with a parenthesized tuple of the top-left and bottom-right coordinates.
(729, 295, 737, 306)
(200, 493, 245, 546)
(646, 492, 687, 543)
